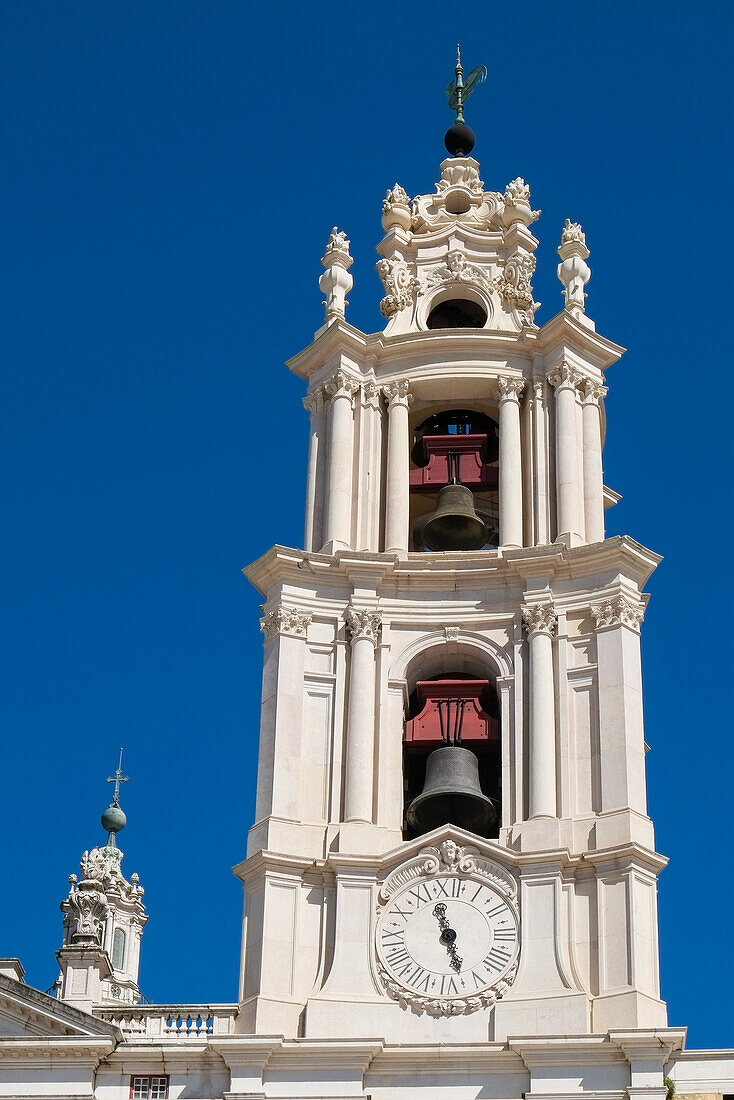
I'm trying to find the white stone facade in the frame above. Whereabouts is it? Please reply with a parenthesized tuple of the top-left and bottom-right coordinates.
(1, 139, 729, 1100)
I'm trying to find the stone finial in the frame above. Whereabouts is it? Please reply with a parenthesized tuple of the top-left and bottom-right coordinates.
(502, 178, 541, 227)
(64, 853, 110, 944)
(381, 183, 412, 232)
(557, 218, 591, 315)
(319, 227, 354, 323)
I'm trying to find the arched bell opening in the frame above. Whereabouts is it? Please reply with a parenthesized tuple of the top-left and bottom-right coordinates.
(427, 298, 487, 329)
(408, 408, 499, 552)
(402, 671, 501, 840)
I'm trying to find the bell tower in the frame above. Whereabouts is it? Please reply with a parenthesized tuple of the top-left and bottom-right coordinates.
(236, 54, 668, 1048)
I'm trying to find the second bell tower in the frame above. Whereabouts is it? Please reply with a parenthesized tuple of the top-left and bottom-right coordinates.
(237, 65, 666, 1047)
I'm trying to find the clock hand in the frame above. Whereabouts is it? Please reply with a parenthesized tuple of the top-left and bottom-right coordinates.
(433, 903, 463, 973)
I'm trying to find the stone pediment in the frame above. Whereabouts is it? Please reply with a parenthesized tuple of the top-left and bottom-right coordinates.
(0, 972, 118, 1039)
(377, 824, 519, 902)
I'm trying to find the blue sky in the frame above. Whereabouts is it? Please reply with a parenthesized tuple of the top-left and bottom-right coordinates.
(0, 1, 731, 1048)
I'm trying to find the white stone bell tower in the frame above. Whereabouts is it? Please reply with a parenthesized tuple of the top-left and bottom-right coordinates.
(56, 755, 147, 1012)
(236, 53, 671, 1061)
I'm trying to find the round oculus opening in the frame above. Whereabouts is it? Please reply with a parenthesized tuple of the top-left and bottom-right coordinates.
(444, 190, 472, 215)
(427, 298, 488, 330)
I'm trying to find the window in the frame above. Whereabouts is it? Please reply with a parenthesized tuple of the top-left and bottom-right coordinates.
(112, 927, 126, 969)
(130, 1076, 169, 1100)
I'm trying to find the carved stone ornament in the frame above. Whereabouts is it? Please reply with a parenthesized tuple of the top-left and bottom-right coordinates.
(502, 177, 541, 224)
(497, 377, 526, 402)
(325, 369, 360, 402)
(345, 607, 382, 644)
(323, 226, 351, 260)
(522, 602, 557, 636)
(591, 594, 645, 631)
(361, 380, 381, 409)
(65, 856, 110, 944)
(382, 379, 412, 409)
(319, 228, 354, 322)
(548, 360, 583, 393)
(444, 626, 460, 642)
(557, 218, 591, 312)
(260, 606, 313, 641)
(493, 251, 540, 326)
(422, 245, 492, 295)
(582, 378, 608, 404)
(436, 160, 485, 195)
(80, 847, 107, 882)
(383, 182, 411, 210)
(376, 257, 419, 318)
(381, 184, 412, 233)
(560, 218, 587, 248)
(302, 386, 325, 414)
(375, 840, 519, 1016)
(409, 160, 503, 233)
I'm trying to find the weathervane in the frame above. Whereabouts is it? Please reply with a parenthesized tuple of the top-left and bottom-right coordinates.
(444, 46, 487, 157)
(106, 747, 129, 808)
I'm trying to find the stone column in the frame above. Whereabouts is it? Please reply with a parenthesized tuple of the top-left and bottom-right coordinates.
(549, 362, 584, 545)
(343, 608, 381, 823)
(522, 602, 558, 818)
(323, 370, 359, 551)
(591, 594, 647, 819)
(303, 387, 326, 552)
(581, 379, 608, 545)
(257, 606, 312, 822)
(382, 380, 412, 554)
(498, 377, 525, 548)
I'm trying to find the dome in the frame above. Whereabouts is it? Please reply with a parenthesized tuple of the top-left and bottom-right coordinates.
(101, 803, 127, 834)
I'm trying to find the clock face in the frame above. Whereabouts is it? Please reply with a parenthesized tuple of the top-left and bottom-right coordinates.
(376, 874, 519, 1001)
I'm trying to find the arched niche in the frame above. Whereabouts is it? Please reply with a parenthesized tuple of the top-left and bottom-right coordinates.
(390, 632, 513, 841)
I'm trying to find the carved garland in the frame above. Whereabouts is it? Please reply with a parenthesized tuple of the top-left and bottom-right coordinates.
(377, 958, 519, 1017)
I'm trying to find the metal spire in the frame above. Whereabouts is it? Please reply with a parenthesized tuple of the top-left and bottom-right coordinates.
(106, 747, 129, 808)
(445, 46, 487, 126)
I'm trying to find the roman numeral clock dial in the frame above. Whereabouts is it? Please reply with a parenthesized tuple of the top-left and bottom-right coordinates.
(376, 874, 519, 1015)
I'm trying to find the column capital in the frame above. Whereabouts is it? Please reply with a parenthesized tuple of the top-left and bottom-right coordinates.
(581, 377, 608, 404)
(302, 385, 325, 413)
(361, 380, 382, 408)
(260, 605, 313, 642)
(497, 376, 526, 403)
(548, 360, 583, 393)
(325, 369, 360, 402)
(522, 602, 557, 636)
(345, 607, 383, 645)
(382, 378, 413, 409)
(591, 594, 644, 632)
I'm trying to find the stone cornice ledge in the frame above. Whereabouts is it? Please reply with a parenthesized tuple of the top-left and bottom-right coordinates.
(609, 1027, 687, 1061)
(581, 842, 669, 875)
(286, 311, 624, 380)
(244, 537, 662, 597)
(210, 1036, 383, 1073)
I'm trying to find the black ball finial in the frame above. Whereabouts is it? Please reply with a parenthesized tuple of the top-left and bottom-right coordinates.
(444, 121, 476, 158)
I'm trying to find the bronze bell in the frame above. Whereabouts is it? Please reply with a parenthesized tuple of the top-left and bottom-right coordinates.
(407, 745, 497, 836)
(422, 482, 487, 551)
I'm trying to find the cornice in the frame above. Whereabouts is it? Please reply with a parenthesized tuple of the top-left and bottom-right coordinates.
(0, 1035, 115, 1062)
(581, 842, 669, 875)
(0, 973, 120, 1039)
(243, 536, 662, 598)
(368, 1041, 524, 1074)
(287, 309, 623, 383)
(232, 848, 319, 884)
